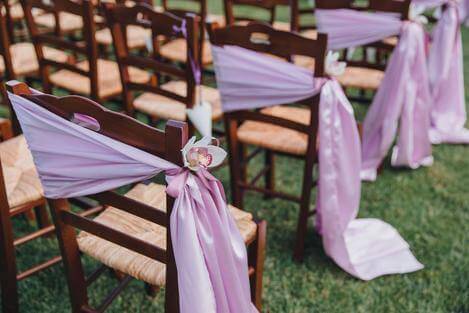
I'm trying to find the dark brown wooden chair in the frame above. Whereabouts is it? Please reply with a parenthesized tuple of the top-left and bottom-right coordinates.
(20, 0, 150, 103)
(0, 81, 102, 313)
(103, 3, 222, 136)
(5, 80, 266, 312)
(314, 0, 410, 103)
(223, 0, 292, 30)
(0, 1, 70, 82)
(208, 22, 327, 261)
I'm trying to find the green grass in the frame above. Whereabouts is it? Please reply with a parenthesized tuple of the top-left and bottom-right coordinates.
(3, 4, 469, 313)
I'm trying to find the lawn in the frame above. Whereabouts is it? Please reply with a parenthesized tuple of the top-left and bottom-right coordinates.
(3, 3, 469, 313)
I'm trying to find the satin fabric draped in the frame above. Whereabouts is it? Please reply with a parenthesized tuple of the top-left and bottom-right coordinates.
(212, 45, 423, 280)
(8, 92, 257, 313)
(316, 9, 433, 181)
(425, 1, 469, 143)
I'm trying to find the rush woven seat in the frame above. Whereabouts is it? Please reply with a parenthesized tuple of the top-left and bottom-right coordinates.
(0, 42, 68, 77)
(0, 135, 43, 208)
(300, 29, 318, 39)
(159, 38, 213, 65)
(34, 12, 84, 33)
(49, 59, 150, 99)
(293, 55, 315, 71)
(77, 183, 257, 286)
(133, 81, 222, 121)
(383, 36, 398, 46)
(336, 66, 384, 90)
(95, 25, 153, 49)
(237, 106, 313, 156)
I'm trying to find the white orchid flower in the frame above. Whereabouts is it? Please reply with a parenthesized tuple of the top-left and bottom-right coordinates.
(409, 3, 429, 24)
(181, 136, 227, 171)
(325, 51, 347, 77)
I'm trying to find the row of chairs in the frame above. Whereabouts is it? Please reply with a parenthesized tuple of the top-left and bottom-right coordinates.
(0, 0, 412, 312)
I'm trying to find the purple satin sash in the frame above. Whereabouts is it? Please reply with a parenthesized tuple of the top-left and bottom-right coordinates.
(427, 2, 469, 144)
(8, 92, 257, 313)
(211, 45, 423, 280)
(316, 9, 433, 181)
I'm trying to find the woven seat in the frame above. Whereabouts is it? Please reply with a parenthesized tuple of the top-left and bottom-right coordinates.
(383, 36, 398, 46)
(34, 12, 84, 33)
(238, 106, 313, 156)
(0, 42, 68, 77)
(49, 59, 150, 99)
(159, 38, 213, 65)
(300, 29, 318, 39)
(293, 55, 315, 71)
(336, 66, 384, 90)
(95, 25, 153, 49)
(133, 81, 222, 121)
(0, 135, 43, 208)
(77, 183, 257, 286)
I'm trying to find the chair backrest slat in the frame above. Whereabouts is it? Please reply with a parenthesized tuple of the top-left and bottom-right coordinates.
(208, 22, 327, 77)
(223, 0, 290, 26)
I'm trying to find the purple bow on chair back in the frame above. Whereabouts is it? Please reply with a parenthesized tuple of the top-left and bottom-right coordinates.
(8, 92, 257, 313)
(316, 8, 434, 181)
(211, 45, 423, 280)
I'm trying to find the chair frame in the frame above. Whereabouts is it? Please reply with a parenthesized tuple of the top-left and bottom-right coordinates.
(208, 22, 326, 261)
(103, 3, 199, 135)
(0, 81, 102, 313)
(20, 0, 114, 103)
(6, 81, 266, 312)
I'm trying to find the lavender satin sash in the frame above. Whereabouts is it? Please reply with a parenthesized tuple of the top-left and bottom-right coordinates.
(212, 45, 423, 280)
(8, 92, 257, 313)
(426, 2, 469, 144)
(316, 9, 433, 181)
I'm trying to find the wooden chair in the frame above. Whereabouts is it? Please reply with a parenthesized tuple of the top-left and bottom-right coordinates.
(0, 81, 102, 313)
(315, 0, 410, 103)
(20, 0, 150, 103)
(103, 3, 222, 135)
(208, 22, 327, 261)
(5, 80, 266, 312)
(0, 1, 69, 82)
(223, 0, 291, 30)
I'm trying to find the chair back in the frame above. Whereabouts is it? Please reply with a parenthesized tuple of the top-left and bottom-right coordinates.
(6, 80, 187, 313)
(102, 3, 199, 116)
(315, 0, 410, 71)
(20, 0, 100, 99)
(208, 22, 327, 156)
(223, 0, 290, 27)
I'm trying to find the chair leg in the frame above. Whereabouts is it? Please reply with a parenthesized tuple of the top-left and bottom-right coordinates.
(264, 150, 275, 199)
(249, 220, 267, 312)
(293, 156, 315, 262)
(0, 207, 19, 313)
(34, 203, 51, 229)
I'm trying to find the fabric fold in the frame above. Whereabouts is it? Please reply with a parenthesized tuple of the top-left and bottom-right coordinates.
(9, 92, 257, 313)
(316, 9, 433, 180)
(211, 45, 423, 280)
